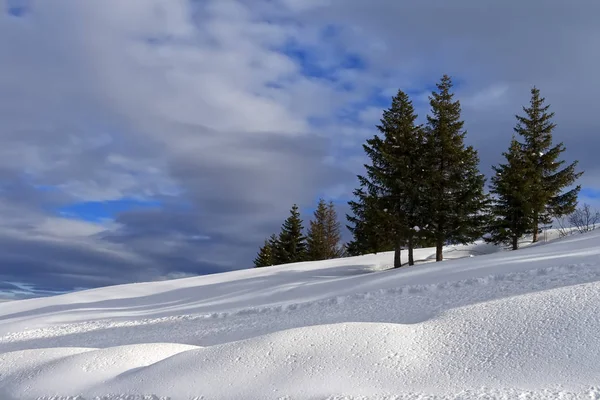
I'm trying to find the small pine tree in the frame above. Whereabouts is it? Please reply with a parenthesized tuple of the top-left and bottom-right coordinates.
(274, 204, 307, 265)
(487, 138, 534, 250)
(422, 75, 488, 261)
(514, 87, 583, 242)
(253, 238, 274, 267)
(307, 199, 329, 261)
(306, 199, 342, 261)
(324, 201, 343, 258)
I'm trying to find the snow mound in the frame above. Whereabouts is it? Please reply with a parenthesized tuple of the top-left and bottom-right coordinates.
(1, 229, 600, 399)
(69, 282, 600, 398)
(0, 344, 198, 399)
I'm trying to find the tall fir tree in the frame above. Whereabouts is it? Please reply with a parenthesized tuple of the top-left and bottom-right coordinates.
(422, 75, 488, 261)
(376, 90, 427, 266)
(486, 137, 534, 250)
(307, 199, 343, 260)
(253, 238, 274, 267)
(274, 204, 307, 265)
(514, 87, 583, 242)
(347, 89, 426, 267)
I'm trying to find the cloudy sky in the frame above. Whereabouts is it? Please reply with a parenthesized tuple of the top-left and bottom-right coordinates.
(1, 0, 599, 299)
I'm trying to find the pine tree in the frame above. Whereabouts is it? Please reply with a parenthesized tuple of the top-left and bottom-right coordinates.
(253, 238, 274, 267)
(306, 199, 329, 261)
(514, 87, 583, 242)
(347, 89, 426, 267)
(274, 204, 307, 264)
(307, 199, 343, 261)
(376, 90, 427, 266)
(422, 75, 488, 261)
(487, 137, 534, 250)
(324, 201, 342, 258)
(268, 233, 279, 256)
(346, 187, 393, 256)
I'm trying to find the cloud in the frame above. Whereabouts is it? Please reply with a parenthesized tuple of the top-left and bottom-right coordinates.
(1, 0, 599, 298)
(0, 0, 355, 298)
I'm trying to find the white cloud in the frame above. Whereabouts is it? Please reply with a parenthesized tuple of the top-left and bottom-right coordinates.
(1, 0, 599, 297)
(462, 83, 510, 110)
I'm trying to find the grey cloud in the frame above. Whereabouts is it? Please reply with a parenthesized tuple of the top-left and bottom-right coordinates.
(291, 0, 600, 187)
(0, 228, 154, 293)
(1, 0, 599, 299)
(103, 131, 350, 270)
(0, 282, 21, 291)
(0, 1, 349, 297)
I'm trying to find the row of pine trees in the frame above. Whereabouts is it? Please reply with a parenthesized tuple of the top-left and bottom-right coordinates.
(254, 200, 343, 267)
(346, 75, 488, 267)
(254, 75, 582, 269)
(346, 75, 581, 267)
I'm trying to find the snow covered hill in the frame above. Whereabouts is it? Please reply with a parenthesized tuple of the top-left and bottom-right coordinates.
(1, 230, 600, 399)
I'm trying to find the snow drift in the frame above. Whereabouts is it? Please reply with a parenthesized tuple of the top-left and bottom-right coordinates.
(1, 230, 600, 399)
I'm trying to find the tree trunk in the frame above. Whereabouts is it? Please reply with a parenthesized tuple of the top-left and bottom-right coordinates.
(512, 235, 519, 250)
(436, 237, 444, 262)
(532, 211, 539, 242)
(408, 236, 414, 266)
(394, 241, 402, 268)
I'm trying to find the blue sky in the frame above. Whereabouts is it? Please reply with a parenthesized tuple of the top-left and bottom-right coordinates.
(581, 188, 600, 200)
(1, 0, 599, 300)
(58, 199, 161, 222)
(5, 0, 29, 17)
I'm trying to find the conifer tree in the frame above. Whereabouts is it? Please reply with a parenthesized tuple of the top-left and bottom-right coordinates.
(268, 233, 280, 259)
(514, 87, 583, 242)
(274, 204, 307, 264)
(347, 89, 426, 267)
(346, 187, 393, 256)
(422, 75, 488, 261)
(487, 137, 534, 250)
(253, 238, 274, 267)
(307, 199, 329, 261)
(377, 91, 427, 266)
(307, 199, 343, 260)
(324, 201, 342, 258)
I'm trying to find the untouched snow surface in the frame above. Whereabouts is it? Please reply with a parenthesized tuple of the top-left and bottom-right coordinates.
(1, 230, 600, 399)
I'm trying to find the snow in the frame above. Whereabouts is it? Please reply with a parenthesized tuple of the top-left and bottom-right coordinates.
(1, 229, 600, 399)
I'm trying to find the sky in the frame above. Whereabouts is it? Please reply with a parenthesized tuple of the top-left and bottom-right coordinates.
(1, 0, 599, 300)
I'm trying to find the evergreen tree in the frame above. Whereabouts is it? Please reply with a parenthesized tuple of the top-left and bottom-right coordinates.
(268, 233, 279, 256)
(486, 137, 534, 250)
(253, 238, 274, 267)
(307, 199, 329, 261)
(376, 91, 427, 266)
(422, 75, 488, 261)
(514, 87, 583, 242)
(346, 187, 394, 256)
(347, 89, 426, 267)
(324, 201, 343, 258)
(274, 204, 307, 264)
(307, 199, 343, 260)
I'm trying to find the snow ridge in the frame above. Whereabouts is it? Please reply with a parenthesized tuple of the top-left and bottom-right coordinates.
(2, 262, 597, 348)
(2, 230, 600, 399)
(26, 389, 600, 400)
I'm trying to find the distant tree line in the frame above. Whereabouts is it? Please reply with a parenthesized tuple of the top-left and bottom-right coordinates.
(253, 75, 584, 268)
(254, 199, 343, 267)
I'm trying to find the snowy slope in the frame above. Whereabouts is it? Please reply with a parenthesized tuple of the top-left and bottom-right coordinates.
(1, 230, 600, 399)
